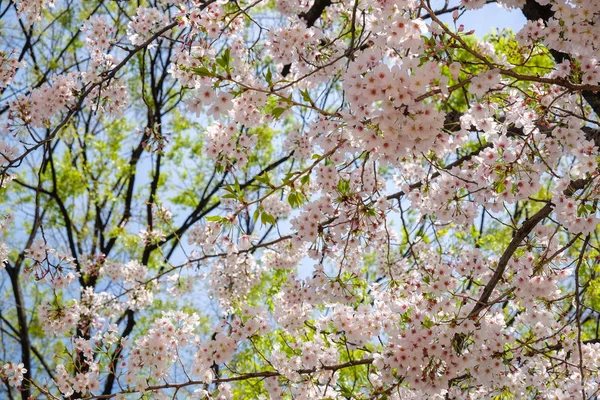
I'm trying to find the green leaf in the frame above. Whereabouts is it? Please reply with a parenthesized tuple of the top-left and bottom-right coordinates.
(223, 184, 235, 195)
(216, 48, 231, 72)
(255, 174, 271, 186)
(300, 89, 312, 103)
(193, 67, 214, 77)
(288, 192, 297, 208)
(265, 68, 272, 86)
(253, 208, 260, 223)
(271, 107, 287, 119)
(337, 179, 351, 195)
(495, 181, 505, 194)
(260, 212, 276, 226)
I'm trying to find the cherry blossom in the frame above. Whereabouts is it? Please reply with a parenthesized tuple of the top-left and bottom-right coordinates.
(2, 0, 600, 399)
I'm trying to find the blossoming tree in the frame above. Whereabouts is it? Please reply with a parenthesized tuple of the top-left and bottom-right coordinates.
(1, 0, 600, 398)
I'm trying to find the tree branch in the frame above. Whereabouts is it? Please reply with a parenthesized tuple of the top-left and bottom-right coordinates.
(520, 0, 600, 117)
(468, 178, 590, 319)
(85, 357, 374, 399)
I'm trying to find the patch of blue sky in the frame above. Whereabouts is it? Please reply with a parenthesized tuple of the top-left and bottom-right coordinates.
(431, 0, 527, 36)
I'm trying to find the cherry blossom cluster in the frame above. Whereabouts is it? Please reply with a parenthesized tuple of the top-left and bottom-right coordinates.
(101, 260, 154, 310)
(207, 241, 264, 311)
(181, 1, 226, 38)
(81, 16, 118, 76)
(85, 80, 129, 117)
(261, 195, 292, 219)
(38, 299, 81, 336)
(266, 19, 338, 77)
(7, 72, 78, 130)
(54, 358, 101, 396)
(514, 0, 600, 82)
(12, 0, 53, 25)
(0, 51, 23, 90)
(188, 220, 222, 253)
(261, 241, 304, 270)
(0, 242, 8, 270)
(1, 363, 27, 388)
(22, 239, 80, 287)
(81, 16, 115, 52)
(123, 311, 200, 388)
(342, 55, 449, 162)
(203, 121, 256, 167)
(0, 140, 18, 168)
(127, 7, 168, 47)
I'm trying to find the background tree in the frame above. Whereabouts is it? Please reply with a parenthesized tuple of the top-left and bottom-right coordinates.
(1, 0, 600, 399)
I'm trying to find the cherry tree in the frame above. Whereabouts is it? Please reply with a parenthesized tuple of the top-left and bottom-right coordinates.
(1, 0, 600, 398)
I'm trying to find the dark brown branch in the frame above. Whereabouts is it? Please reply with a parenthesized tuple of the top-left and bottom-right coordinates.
(6, 269, 32, 400)
(0, 313, 55, 381)
(521, 0, 600, 117)
(102, 131, 152, 256)
(468, 178, 590, 319)
(102, 310, 135, 395)
(467, 202, 552, 318)
(299, 0, 332, 27)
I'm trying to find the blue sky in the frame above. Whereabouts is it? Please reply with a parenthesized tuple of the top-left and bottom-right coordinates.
(439, 1, 527, 35)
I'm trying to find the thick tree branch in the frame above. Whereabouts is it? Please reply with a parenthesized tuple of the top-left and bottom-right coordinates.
(521, 0, 600, 117)
(468, 178, 590, 319)
(0, 314, 55, 381)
